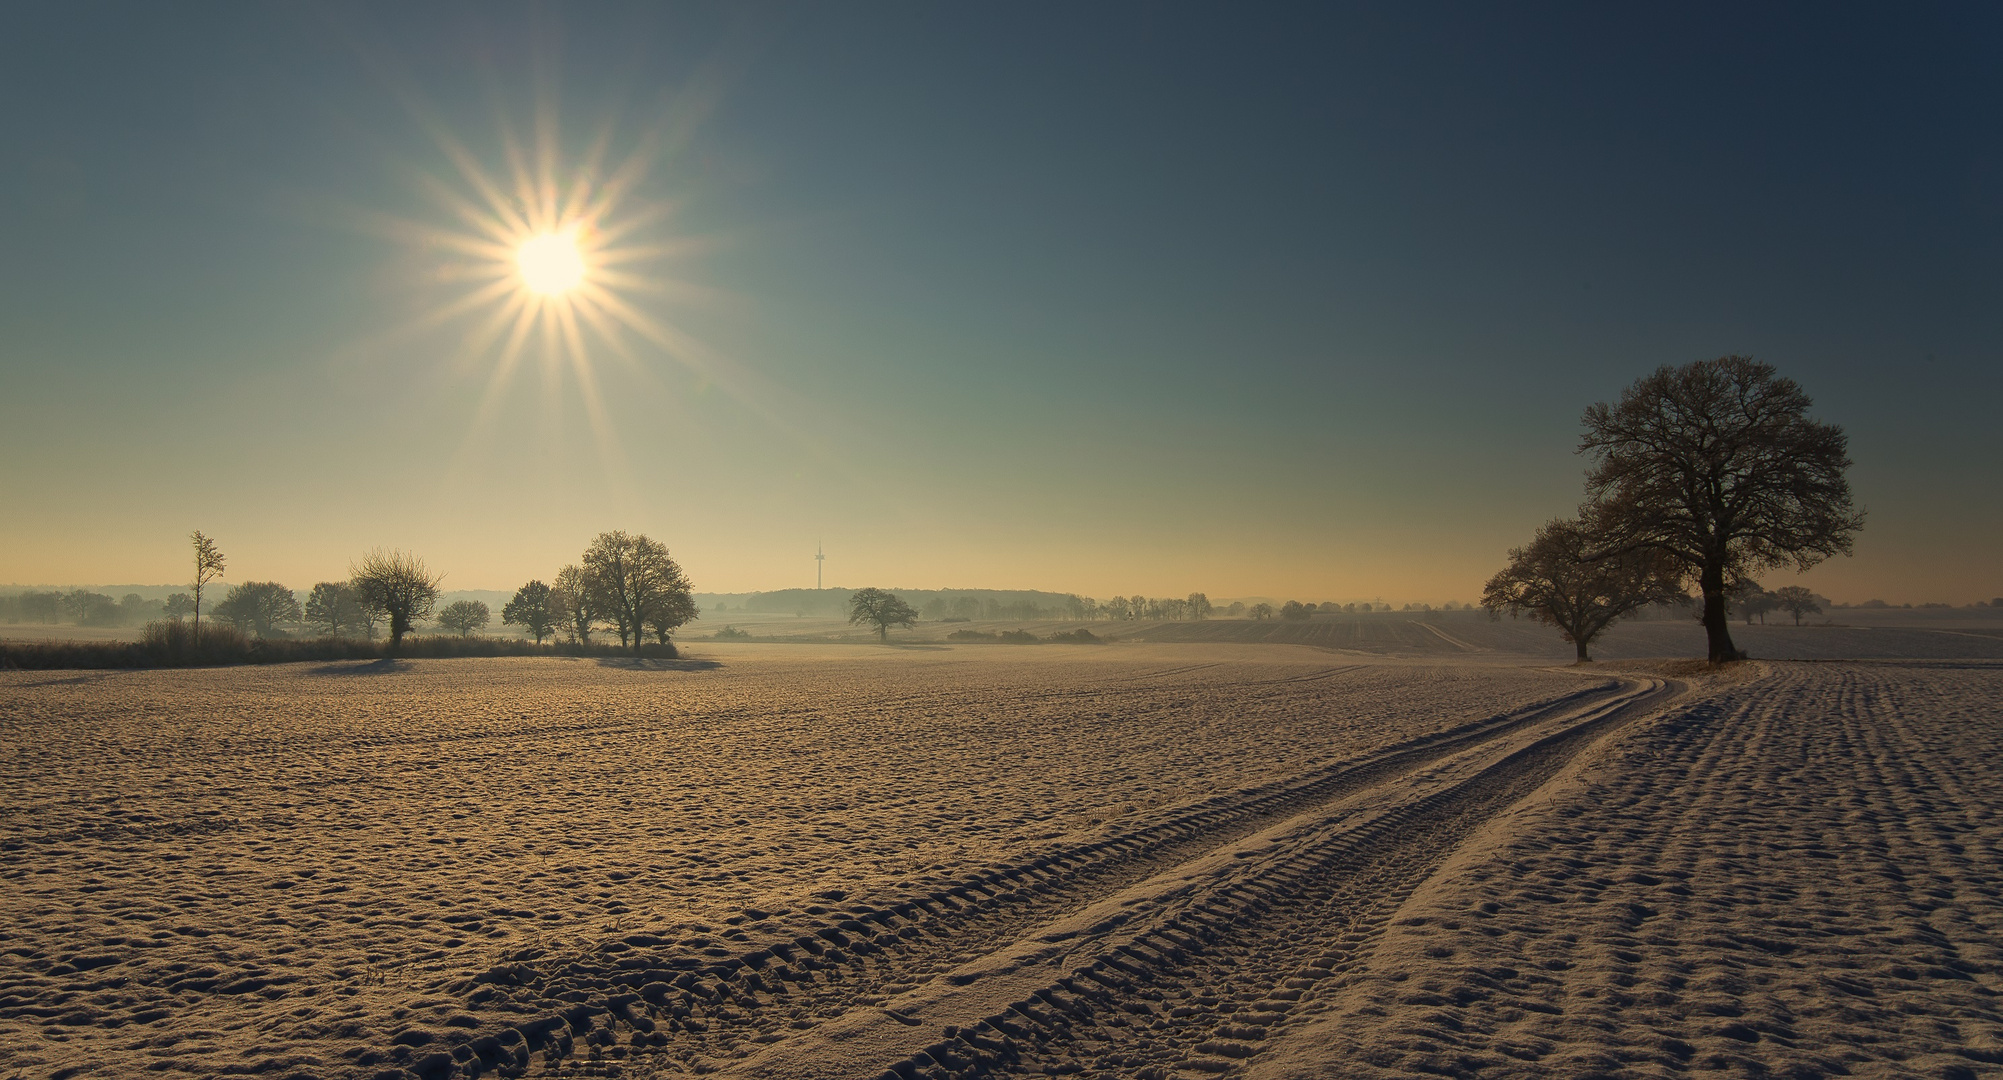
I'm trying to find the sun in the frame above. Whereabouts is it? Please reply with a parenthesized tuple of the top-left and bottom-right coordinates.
(516, 230, 587, 295)
(353, 85, 768, 474)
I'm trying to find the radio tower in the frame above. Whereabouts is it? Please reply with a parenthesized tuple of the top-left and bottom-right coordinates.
(816, 541, 825, 591)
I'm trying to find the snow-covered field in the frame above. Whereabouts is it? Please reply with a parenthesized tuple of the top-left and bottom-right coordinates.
(2, 643, 1996, 1079)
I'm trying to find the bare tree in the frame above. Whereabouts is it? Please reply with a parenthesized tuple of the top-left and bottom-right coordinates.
(1773, 585, 1822, 626)
(349, 549, 443, 653)
(1581, 357, 1863, 662)
(503, 580, 559, 644)
(211, 582, 301, 638)
(1729, 579, 1780, 626)
(644, 586, 700, 645)
(436, 600, 491, 637)
(163, 593, 195, 619)
(849, 588, 918, 642)
(1249, 602, 1273, 620)
(190, 531, 225, 639)
(1483, 518, 1688, 661)
(304, 582, 369, 638)
(1186, 592, 1212, 620)
(581, 531, 696, 653)
(552, 565, 596, 643)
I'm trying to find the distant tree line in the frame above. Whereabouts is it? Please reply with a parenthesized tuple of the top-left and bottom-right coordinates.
(0, 590, 176, 627)
(28, 529, 699, 659)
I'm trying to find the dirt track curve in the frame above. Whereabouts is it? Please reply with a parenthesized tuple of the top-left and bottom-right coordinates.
(378, 673, 1681, 1080)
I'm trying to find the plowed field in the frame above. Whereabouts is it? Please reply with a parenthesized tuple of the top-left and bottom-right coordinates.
(2, 648, 1995, 1080)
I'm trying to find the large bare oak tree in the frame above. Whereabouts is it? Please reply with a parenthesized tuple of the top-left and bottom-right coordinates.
(1581, 356, 1862, 662)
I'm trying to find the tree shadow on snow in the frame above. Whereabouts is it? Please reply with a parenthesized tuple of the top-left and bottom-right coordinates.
(593, 657, 724, 672)
(304, 659, 414, 676)
(9, 671, 128, 688)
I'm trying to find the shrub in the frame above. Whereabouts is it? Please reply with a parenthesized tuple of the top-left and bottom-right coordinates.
(946, 629, 998, 642)
(1047, 628, 1102, 644)
(0, 623, 680, 671)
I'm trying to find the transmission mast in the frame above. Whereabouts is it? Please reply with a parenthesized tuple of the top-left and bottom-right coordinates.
(816, 541, 825, 591)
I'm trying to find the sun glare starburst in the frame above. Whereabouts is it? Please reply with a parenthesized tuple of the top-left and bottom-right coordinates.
(356, 90, 732, 468)
(516, 230, 587, 295)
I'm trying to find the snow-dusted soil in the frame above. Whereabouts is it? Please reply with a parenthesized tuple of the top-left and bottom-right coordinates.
(3, 649, 1995, 1080)
(1246, 660, 2003, 1080)
(0, 645, 1582, 1080)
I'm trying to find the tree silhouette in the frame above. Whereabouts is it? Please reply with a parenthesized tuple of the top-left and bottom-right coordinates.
(1581, 357, 1862, 662)
(211, 582, 301, 638)
(1729, 579, 1780, 626)
(1483, 518, 1687, 661)
(552, 565, 595, 643)
(1249, 603, 1273, 620)
(436, 600, 491, 637)
(349, 549, 442, 653)
(304, 582, 369, 638)
(1773, 585, 1822, 626)
(190, 531, 225, 639)
(581, 531, 696, 653)
(849, 588, 917, 642)
(503, 580, 559, 644)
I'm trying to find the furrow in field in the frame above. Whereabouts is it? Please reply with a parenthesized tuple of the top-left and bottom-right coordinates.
(810, 677, 1679, 1080)
(401, 677, 1663, 1079)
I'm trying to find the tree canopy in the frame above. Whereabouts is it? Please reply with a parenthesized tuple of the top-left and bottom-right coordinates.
(304, 581, 371, 638)
(581, 531, 696, 653)
(551, 565, 595, 644)
(1728, 579, 1780, 626)
(1773, 585, 1822, 626)
(1483, 518, 1687, 661)
(349, 549, 442, 653)
(436, 599, 491, 637)
(1581, 356, 1862, 661)
(210, 581, 301, 638)
(503, 580, 559, 644)
(849, 588, 918, 642)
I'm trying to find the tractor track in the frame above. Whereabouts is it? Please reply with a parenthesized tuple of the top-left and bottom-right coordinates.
(363, 674, 1675, 1080)
(840, 675, 1680, 1080)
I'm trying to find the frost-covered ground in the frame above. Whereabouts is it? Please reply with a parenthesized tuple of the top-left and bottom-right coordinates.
(0, 646, 1580, 1079)
(2, 646, 1995, 1080)
(1249, 660, 2003, 1080)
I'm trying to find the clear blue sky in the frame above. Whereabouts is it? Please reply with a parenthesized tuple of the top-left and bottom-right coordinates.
(2, 2, 1997, 603)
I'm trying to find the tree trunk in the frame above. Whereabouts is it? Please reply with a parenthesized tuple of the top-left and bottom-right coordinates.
(1575, 638, 1591, 662)
(1700, 557, 1739, 663)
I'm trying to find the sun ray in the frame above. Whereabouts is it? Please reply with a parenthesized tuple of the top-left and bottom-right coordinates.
(346, 62, 838, 485)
